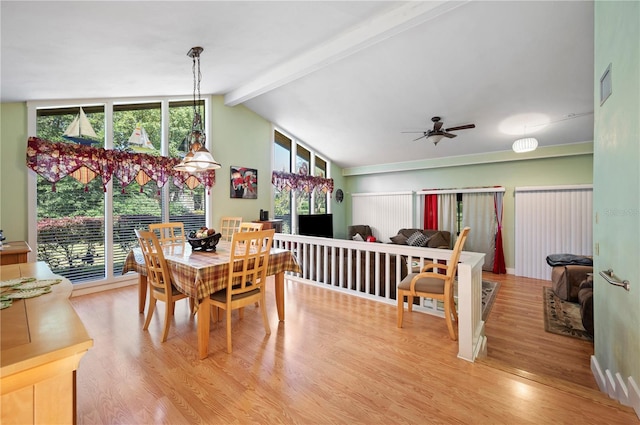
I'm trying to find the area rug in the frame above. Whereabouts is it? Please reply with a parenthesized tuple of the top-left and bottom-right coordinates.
(481, 280, 500, 322)
(427, 280, 500, 321)
(543, 287, 593, 342)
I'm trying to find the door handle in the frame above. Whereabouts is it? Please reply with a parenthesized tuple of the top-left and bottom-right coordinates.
(599, 269, 630, 291)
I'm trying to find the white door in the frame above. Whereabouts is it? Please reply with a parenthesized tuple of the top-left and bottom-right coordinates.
(593, 1, 639, 409)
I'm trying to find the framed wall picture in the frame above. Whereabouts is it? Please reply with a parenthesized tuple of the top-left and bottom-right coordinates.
(230, 166, 257, 199)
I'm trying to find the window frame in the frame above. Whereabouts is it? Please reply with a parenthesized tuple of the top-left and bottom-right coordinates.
(272, 127, 331, 234)
(26, 95, 211, 289)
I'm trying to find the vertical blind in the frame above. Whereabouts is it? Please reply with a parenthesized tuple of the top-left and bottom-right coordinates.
(352, 192, 414, 242)
(514, 185, 593, 280)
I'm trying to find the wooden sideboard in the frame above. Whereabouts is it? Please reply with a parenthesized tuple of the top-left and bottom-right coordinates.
(253, 219, 283, 233)
(1, 262, 93, 424)
(0, 241, 32, 265)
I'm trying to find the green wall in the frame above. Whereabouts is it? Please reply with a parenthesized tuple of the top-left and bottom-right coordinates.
(343, 151, 594, 270)
(0, 102, 29, 242)
(207, 95, 274, 226)
(593, 0, 640, 394)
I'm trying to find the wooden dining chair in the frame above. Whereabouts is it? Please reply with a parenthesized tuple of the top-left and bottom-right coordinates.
(149, 222, 186, 244)
(238, 221, 265, 307)
(397, 226, 470, 340)
(219, 216, 242, 242)
(135, 229, 190, 342)
(239, 222, 263, 232)
(207, 228, 275, 353)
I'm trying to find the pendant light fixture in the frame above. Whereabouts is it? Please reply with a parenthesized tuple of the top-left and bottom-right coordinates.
(175, 46, 221, 172)
(512, 137, 538, 153)
(512, 123, 538, 153)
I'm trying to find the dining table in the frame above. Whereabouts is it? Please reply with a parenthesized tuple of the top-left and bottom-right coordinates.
(122, 241, 301, 358)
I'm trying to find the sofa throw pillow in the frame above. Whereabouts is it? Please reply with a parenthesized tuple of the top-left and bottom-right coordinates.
(352, 233, 365, 242)
(390, 233, 408, 245)
(406, 231, 428, 247)
(426, 231, 449, 248)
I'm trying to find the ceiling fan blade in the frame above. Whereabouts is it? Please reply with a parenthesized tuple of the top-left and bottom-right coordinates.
(442, 132, 457, 138)
(401, 131, 428, 134)
(434, 121, 443, 131)
(412, 133, 429, 141)
(445, 124, 475, 132)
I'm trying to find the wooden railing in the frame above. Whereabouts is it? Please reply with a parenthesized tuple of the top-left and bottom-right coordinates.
(273, 234, 486, 362)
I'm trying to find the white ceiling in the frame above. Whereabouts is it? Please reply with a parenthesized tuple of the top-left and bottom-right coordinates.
(1, 1, 595, 169)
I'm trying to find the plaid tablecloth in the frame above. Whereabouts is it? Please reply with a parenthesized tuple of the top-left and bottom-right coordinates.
(122, 241, 301, 303)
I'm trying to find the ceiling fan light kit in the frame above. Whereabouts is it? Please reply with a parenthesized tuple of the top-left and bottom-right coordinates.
(512, 137, 538, 153)
(404, 116, 476, 145)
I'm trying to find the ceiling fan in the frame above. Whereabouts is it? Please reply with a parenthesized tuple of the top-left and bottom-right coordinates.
(404, 116, 476, 145)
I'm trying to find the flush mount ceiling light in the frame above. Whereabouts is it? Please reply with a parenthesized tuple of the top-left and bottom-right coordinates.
(175, 46, 221, 172)
(512, 137, 538, 153)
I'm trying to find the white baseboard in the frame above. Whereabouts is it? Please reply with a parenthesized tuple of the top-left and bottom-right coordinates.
(591, 355, 640, 419)
(71, 277, 137, 297)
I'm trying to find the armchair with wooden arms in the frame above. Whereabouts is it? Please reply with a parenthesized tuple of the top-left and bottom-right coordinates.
(397, 227, 470, 340)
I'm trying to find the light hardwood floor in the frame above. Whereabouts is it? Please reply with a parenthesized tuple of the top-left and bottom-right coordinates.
(70, 273, 637, 424)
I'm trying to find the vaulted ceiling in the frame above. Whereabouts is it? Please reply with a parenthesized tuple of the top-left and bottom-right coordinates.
(1, 1, 594, 169)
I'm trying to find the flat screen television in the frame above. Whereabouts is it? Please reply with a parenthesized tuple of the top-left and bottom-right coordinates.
(298, 214, 333, 238)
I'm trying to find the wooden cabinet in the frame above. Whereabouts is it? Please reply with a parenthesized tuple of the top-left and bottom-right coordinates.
(0, 241, 32, 265)
(253, 219, 283, 233)
(1, 262, 93, 424)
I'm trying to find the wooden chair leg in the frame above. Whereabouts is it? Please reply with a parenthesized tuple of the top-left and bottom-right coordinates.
(143, 297, 156, 331)
(260, 293, 271, 335)
(397, 292, 404, 328)
(444, 300, 457, 341)
(450, 294, 458, 323)
(161, 300, 172, 342)
(226, 307, 233, 354)
(138, 274, 148, 314)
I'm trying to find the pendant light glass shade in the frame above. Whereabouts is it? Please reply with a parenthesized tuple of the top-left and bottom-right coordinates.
(175, 46, 221, 171)
(428, 134, 445, 146)
(512, 137, 538, 153)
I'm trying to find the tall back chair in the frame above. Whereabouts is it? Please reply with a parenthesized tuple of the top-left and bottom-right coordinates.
(149, 222, 185, 244)
(239, 222, 263, 232)
(219, 216, 243, 242)
(397, 227, 470, 340)
(135, 229, 189, 342)
(207, 229, 275, 353)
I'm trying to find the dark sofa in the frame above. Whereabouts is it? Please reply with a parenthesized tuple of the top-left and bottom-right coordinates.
(389, 228, 451, 249)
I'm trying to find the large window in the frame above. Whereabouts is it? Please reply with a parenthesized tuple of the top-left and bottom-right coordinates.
(274, 131, 292, 233)
(273, 129, 330, 234)
(31, 98, 208, 285)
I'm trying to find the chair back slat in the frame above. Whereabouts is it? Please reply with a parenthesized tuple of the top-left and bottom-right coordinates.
(149, 222, 185, 244)
(136, 229, 173, 292)
(239, 222, 264, 232)
(220, 216, 243, 242)
(228, 229, 275, 297)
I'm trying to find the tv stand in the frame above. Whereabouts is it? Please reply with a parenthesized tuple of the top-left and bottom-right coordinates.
(253, 219, 283, 233)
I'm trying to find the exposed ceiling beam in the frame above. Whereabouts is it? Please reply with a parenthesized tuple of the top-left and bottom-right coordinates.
(224, 1, 469, 106)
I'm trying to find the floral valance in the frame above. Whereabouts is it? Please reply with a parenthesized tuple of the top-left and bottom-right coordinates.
(271, 170, 334, 194)
(26, 137, 216, 193)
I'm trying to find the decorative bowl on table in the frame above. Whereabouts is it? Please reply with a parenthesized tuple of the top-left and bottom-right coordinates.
(187, 231, 222, 251)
